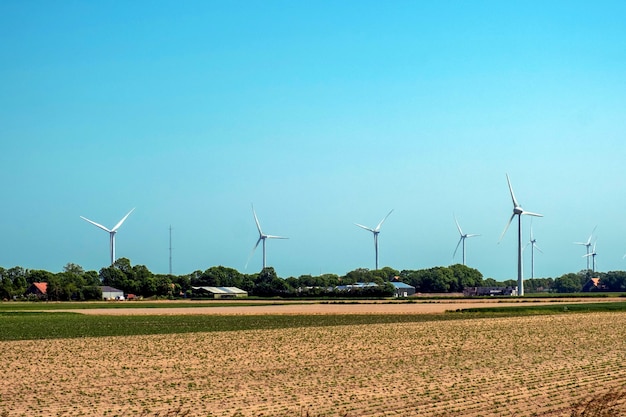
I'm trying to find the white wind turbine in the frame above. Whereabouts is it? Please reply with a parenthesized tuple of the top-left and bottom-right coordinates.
(246, 204, 288, 270)
(355, 209, 394, 270)
(80, 208, 135, 265)
(499, 174, 543, 296)
(453, 215, 480, 266)
(574, 226, 597, 272)
(524, 225, 543, 279)
(583, 241, 598, 274)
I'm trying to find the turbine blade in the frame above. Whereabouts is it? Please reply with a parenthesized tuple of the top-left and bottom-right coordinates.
(245, 237, 263, 269)
(499, 214, 516, 242)
(453, 237, 463, 259)
(587, 225, 598, 245)
(522, 211, 543, 217)
(467, 234, 480, 238)
(374, 209, 394, 231)
(355, 223, 375, 233)
(251, 204, 263, 235)
(266, 235, 288, 239)
(454, 215, 463, 236)
(80, 216, 112, 233)
(534, 244, 544, 254)
(112, 208, 135, 232)
(506, 174, 520, 208)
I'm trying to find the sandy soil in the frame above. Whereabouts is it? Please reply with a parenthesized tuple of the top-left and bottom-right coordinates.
(3, 311, 626, 416)
(63, 298, 609, 315)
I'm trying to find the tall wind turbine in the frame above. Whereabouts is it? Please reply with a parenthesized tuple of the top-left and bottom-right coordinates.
(524, 225, 543, 279)
(583, 241, 598, 274)
(80, 208, 135, 265)
(246, 204, 288, 270)
(355, 209, 394, 270)
(574, 226, 597, 272)
(453, 215, 480, 266)
(499, 174, 542, 296)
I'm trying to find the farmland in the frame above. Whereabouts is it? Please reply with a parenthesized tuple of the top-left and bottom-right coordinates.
(1, 302, 626, 416)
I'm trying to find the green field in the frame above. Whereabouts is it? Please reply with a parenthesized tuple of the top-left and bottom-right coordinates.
(3, 301, 626, 341)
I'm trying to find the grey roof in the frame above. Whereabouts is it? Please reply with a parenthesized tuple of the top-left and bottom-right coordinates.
(100, 286, 123, 293)
(390, 282, 415, 289)
(192, 286, 247, 294)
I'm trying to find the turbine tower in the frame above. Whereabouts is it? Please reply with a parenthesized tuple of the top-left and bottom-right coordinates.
(574, 226, 597, 272)
(246, 204, 287, 270)
(583, 241, 598, 274)
(80, 208, 135, 265)
(524, 226, 543, 279)
(453, 215, 480, 266)
(499, 174, 542, 296)
(355, 209, 394, 270)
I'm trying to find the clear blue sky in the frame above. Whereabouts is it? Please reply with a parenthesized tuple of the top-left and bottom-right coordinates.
(1, 1, 625, 280)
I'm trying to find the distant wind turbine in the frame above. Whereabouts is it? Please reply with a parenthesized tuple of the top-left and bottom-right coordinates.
(574, 226, 597, 272)
(80, 208, 135, 265)
(524, 225, 543, 279)
(583, 241, 598, 274)
(453, 215, 480, 266)
(246, 204, 288, 270)
(355, 209, 394, 270)
(499, 174, 543, 296)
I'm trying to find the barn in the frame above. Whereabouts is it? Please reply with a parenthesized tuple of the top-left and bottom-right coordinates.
(390, 281, 416, 297)
(191, 286, 248, 299)
(100, 286, 124, 300)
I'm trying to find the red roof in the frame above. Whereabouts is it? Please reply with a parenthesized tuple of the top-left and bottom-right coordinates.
(33, 282, 48, 294)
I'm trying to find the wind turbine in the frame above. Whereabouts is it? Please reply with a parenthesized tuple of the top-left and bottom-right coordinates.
(246, 204, 288, 270)
(499, 174, 543, 296)
(524, 225, 543, 279)
(80, 208, 135, 265)
(355, 209, 394, 270)
(453, 215, 480, 266)
(583, 241, 598, 274)
(574, 226, 597, 272)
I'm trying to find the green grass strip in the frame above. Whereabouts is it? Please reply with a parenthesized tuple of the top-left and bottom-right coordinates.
(3, 302, 626, 341)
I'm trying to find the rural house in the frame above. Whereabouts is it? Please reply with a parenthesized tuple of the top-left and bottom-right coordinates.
(24, 282, 48, 299)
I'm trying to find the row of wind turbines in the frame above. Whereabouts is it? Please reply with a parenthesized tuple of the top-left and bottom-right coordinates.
(79, 174, 600, 296)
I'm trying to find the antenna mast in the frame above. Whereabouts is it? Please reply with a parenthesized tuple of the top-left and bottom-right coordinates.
(169, 225, 173, 276)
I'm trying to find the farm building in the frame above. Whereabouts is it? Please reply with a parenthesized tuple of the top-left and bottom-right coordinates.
(390, 281, 416, 297)
(24, 282, 48, 299)
(192, 286, 248, 299)
(100, 286, 124, 300)
(335, 282, 379, 291)
(463, 286, 517, 296)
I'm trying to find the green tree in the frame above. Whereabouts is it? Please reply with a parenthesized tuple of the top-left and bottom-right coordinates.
(449, 264, 483, 291)
(603, 271, 626, 291)
(554, 273, 583, 293)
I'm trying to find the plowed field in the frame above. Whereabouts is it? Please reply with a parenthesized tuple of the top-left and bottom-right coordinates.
(2, 309, 626, 416)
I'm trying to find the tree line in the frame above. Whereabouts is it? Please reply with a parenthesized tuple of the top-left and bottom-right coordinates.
(1, 259, 624, 301)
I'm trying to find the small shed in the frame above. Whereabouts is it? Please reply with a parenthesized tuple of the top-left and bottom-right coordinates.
(390, 281, 416, 297)
(25, 282, 48, 299)
(100, 286, 124, 300)
(192, 286, 248, 299)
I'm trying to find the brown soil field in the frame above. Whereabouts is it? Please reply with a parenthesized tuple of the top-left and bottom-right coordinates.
(55, 298, 613, 316)
(2, 307, 626, 417)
